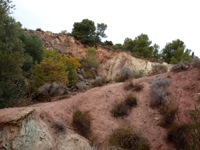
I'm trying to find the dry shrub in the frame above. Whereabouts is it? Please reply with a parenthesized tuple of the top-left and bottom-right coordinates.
(110, 101, 130, 117)
(72, 109, 92, 138)
(125, 94, 137, 107)
(114, 73, 127, 83)
(170, 62, 190, 73)
(83, 69, 96, 79)
(149, 78, 170, 108)
(167, 123, 189, 149)
(133, 82, 144, 92)
(91, 76, 106, 87)
(111, 95, 137, 117)
(38, 82, 67, 101)
(108, 127, 151, 150)
(132, 70, 146, 78)
(158, 105, 178, 128)
(52, 121, 66, 133)
(192, 57, 200, 68)
(149, 64, 168, 76)
(124, 80, 144, 92)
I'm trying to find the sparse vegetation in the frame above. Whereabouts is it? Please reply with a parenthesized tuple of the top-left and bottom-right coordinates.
(149, 78, 170, 107)
(108, 127, 151, 150)
(132, 70, 145, 78)
(52, 121, 66, 133)
(111, 94, 137, 117)
(149, 64, 168, 76)
(166, 123, 189, 149)
(192, 57, 200, 68)
(38, 82, 67, 101)
(133, 82, 144, 92)
(114, 73, 127, 83)
(170, 62, 190, 73)
(124, 80, 144, 92)
(72, 109, 92, 138)
(91, 76, 106, 87)
(158, 105, 178, 128)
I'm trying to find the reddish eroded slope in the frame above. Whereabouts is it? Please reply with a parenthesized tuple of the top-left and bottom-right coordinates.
(1, 68, 200, 150)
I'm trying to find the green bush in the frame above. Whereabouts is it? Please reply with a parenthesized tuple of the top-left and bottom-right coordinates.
(33, 57, 69, 88)
(72, 109, 92, 138)
(83, 47, 100, 70)
(109, 127, 151, 150)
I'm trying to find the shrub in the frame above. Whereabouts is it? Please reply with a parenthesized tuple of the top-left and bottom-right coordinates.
(120, 67, 132, 80)
(192, 57, 200, 68)
(187, 106, 200, 149)
(109, 127, 151, 150)
(149, 64, 168, 76)
(170, 62, 190, 73)
(132, 70, 145, 78)
(91, 76, 106, 87)
(83, 48, 100, 70)
(52, 121, 66, 133)
(114, 73, 127, 83)
(36, 28, 42, 31)
(149, 78, 170, 107)
(166, 123, 189, 149)
(111, 95, 137, 117)
(72, 109, 92, 138)
(38, 82, 67, 101)
(111, 102, 130, 117)
(124, 81, 144, 92)
(33, 57, 69, 88)
(125, 94, 137, 107)
(158, 105, 178, 128)
(133, 82, 144, 92)
(83, 69, 96, 79)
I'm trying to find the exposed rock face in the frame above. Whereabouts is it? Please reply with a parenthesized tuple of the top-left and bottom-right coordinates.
(26, 31, 173, 79)
(0, 108, 91, 150)
(98, 52, 173, 79)
(26, 31, 118, 61)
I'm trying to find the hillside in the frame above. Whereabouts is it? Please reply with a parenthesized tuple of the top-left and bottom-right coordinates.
(26, 30, 172, 79)
(1, 67, 200, 150)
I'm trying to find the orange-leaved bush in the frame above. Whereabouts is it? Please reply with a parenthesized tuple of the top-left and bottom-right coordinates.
(33, 57, 69, 87)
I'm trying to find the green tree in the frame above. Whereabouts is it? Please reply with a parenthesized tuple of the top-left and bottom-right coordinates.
(123, 37, 135, 52)
(152, 44, 160, 60)
(0, 0, 28, 108)
(114, 43, 123, 50)
(0, 51, 27, 108)
(71, 19, 107, 46)
(170, 56, 178, 64)
(132, 33, 153, 58)
(162, 39, 193, 64)
(72, 19, 96, 45)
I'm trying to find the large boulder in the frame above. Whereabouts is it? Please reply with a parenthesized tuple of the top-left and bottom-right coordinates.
(0, 108, 92, 150)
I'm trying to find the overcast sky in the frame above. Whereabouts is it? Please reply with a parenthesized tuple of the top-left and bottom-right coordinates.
(12, 0, 200, 57)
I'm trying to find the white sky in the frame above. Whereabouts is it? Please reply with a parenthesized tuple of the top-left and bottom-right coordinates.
(12, 0, 200, 57)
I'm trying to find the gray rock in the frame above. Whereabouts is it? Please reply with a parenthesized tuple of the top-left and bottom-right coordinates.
(78, 74, 84, 81)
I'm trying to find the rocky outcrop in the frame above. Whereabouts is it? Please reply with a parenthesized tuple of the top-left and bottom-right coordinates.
(98, 52, 173, 79)
(26, 31, 118, 61)
(0, 108, 91, 150)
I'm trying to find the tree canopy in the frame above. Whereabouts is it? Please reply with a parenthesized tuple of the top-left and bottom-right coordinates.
(71, 19, 107, 45)
(162, 39, 193, 64)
